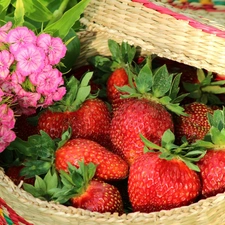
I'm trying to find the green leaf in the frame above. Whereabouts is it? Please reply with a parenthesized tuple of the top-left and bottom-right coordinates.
(14, 0, 25, 27)
(23, 183, 42, 198)
(196, 69, 206, 83)
(43, 0, 91, 39)
(108, 39, 123, 64)
(161, 129, 175, 146)
(135, 63, 153, 94)
(121, 41, 136, 64)
(140, 133, 161, 150)
(21, 160, 52, 178)
(35, 175, 47, 193)
(44, 169, 60, 191)
(22, 0, 53, 22)
(0, 0, 11, 19)
(152, 65, 173, 98)
(61, 29, 80, 73)
(169, 73, 182, 100)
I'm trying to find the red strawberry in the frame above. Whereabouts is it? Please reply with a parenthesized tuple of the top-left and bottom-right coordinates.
(6, 165, 35, 186)
(128, 130, 203, 213)
(55, 138, 129, 181)
(59, 162, 124, 214)
(110, 98, 174, 165)
(37, 74, 112, 148)
(109, 56, 186, 165)
(195, 108, 225, 198)
(106, 68, 130, 111)
(128, 152, 201, 212)
(174, 102, 215, 144)
(71, 179, 123, 214)
(70, 98, 112, 148)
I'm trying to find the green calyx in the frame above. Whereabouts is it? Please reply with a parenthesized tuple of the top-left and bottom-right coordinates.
(88, 39, 137, 73)
(117, 61, 188, 116)
(193, 107, 225, 150)
(49, 71, 98, 112)
(50, 161, 97, 204)
(140, 129, 206, 172)
(23, 161, 96, 204)
(183, 69, 225, 105)
(6, 128, 72, 178)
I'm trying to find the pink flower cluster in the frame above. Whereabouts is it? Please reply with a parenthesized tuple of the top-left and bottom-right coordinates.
(0, 21, 67, 115)
(0, 88, 16, 152)
(0, 22, 67, 151)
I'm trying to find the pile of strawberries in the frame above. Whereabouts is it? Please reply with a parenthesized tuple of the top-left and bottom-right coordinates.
(2, 39, 225, 215)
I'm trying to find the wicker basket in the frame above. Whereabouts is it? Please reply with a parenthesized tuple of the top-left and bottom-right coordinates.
(80, 0, 225, 75)
(1, 0, 225, 224)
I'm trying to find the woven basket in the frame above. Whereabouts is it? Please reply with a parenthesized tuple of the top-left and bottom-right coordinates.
(80, 0, 225, 75)
(1, 0, 225, 224)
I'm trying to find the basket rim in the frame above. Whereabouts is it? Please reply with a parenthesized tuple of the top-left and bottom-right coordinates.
(1, 166, 225, 223)
(133, 0, 225, 38)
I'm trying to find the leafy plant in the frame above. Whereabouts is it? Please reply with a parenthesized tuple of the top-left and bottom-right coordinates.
(1, 0, 91, 71)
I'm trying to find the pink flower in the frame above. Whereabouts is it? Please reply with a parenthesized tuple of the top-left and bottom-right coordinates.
(17, 89, 41, 109)
(52, 86, 66, 101)
(0, 88, 4, 101)
(14, 44, 46, 76)
(0, 21, 12, 42)
(0, 104, 15, 129)
(35, 66, 64, 95)
(37, 33, 67, 65)
(6, 26, 37, 53)
(0, 50, 14, 81)
(0, 126, 16, 152)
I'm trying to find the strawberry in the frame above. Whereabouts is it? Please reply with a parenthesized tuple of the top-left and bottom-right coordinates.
(88, 39, 137, 112)
(55, 138, 129, 181)
(6, 165, 35, 186)
(173, 102, 215, 144)
(23, 161, 124, 214)
(106, 67, 130, 111)
(70, 179, 123, 214)
(37, 73, 112, 148)
(195, 108, 225, 198)
(128, 130, 204, 213)
(109, 58, 187, 165)
(58, 162, 124, 214)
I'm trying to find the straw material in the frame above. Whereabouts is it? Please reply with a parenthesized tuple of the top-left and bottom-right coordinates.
(1, 1, 225, 224)
(80, 0, 225, 75)
(1, 29, 225, 224)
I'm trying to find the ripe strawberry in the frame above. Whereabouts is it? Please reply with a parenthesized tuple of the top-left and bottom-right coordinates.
(195, 108, 225, 198)
(173, 102, 215, 144)
(106, 67, 130, 111)
(110, 98, 174, 165)
(6, 165, 35, 186)
(88, 39, 137, 112)
(109, 59, 186, 165)
(37, 73, 112, 148)
(59, 162, 124, 214)
(55, 138, 129, 181)
(128, 130, 204, 213)
(71, 179, 123, 214)
(23, 161, 124, 214)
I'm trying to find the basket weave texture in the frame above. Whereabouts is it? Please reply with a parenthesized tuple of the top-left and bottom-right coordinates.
(80, 0, 225, 75)
(1, 0, 225, 224)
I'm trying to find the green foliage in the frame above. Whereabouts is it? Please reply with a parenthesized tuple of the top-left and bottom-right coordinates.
(140, 129, 207, 172)
(2, 0, 91, 71)
(6, 129, 72, 178)
(49, 72, 97, 112)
